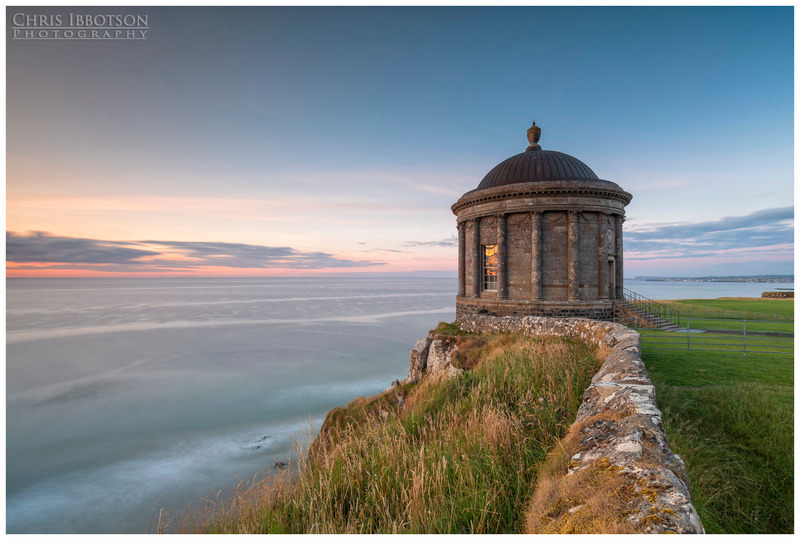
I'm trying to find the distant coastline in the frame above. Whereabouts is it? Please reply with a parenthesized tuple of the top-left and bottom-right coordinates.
(633, 275, 793, 284)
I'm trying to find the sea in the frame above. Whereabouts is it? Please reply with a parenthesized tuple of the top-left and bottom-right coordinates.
(5, 276, 792, 533)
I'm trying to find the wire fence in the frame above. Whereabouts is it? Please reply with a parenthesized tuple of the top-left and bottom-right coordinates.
(670, 307, 793, 323)
(620, 288, 793, 327)
(639, 318, 794, 357)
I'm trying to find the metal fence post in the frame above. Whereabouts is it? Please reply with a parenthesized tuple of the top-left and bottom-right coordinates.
(743, 319, 747, 357)
(686, 317, 690, 352)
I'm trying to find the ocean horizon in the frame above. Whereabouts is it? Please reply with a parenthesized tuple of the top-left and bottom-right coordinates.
(7, 276, 457, 533)
(5, 275, 791, 533)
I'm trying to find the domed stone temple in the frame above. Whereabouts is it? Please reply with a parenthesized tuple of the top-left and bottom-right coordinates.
(452, 122, 632, 320)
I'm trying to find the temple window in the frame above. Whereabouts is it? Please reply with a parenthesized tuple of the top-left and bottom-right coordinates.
(482, 244, 498, 291)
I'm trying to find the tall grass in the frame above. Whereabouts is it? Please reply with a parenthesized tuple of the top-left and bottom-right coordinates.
(163, 331, 599, 533)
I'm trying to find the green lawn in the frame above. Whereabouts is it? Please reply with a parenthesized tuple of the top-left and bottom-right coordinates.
(637, 298, 794, 534)
(637, 328, 793, 356)
(665, 317, 792, 334)
(661, 297, 794, 322)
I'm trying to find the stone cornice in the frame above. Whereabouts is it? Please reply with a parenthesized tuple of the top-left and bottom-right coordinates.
(452, 179, 632, 215)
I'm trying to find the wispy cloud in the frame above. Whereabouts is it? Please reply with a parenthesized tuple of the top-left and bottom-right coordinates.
(6, 232, 385, 272)
(6, 232, 158, 264)
(625, 207, 794, 260)
(359, 248, 407, 253)
(403, 235, 458, 248)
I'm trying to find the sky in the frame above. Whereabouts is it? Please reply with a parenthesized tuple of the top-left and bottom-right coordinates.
(5, 6, 794, 278)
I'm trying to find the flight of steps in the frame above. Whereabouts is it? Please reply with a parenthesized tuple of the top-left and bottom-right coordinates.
(614, 299, 682, 331)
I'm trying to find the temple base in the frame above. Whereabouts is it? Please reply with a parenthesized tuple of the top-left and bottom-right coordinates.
(456, 296, 616, 321)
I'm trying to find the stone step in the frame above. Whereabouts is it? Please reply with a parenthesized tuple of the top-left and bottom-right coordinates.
(615, 300, 679, 330)
(659, 324, 682, 332)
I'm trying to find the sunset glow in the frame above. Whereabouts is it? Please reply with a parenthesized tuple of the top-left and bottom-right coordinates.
(6, 6, 793, 278)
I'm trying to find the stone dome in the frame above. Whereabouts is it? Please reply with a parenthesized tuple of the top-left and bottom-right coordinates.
(477, 147, 599, 190)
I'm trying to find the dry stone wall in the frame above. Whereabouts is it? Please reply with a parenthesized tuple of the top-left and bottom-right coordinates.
(453, 314, 704, 533)
(761, 291, 793, 299)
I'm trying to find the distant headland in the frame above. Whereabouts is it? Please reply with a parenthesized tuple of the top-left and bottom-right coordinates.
(633, 275, 793, 283)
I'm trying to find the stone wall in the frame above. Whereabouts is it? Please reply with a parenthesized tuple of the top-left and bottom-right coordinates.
(456, 296, 615, 321)
(455, 205, 625, 321)
(577, 213, 601, 298)
(761, 291, 794, 299)
(457, 314, 704, 534)
(507, 213, 532, 300)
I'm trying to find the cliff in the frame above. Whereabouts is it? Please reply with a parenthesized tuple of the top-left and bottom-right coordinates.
(310, 315, 702, 533)
(185, 316, 702, 533)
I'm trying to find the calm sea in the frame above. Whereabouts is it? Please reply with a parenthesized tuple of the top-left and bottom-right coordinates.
(624, 279, 793, 300)
(5, 276, 787, 533)
(6, 277, 455, 533)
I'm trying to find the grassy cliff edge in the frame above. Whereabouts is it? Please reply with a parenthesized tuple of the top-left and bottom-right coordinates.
(166, 322, 599, 533)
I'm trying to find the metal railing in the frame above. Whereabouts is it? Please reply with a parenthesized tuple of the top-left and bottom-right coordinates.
(639, 318, 794, 357)
(618, 288, 681, 327)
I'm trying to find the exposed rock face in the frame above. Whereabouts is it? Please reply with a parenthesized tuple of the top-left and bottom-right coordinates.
(406, 334, 462, 381)
(457, 314, 704, 534)
(426, 334, 461, 377)
(406, 337, 431, 383)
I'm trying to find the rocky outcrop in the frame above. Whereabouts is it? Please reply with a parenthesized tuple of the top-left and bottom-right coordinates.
(457, 314, 704, 534)
(426, 335, 461, 377)
(406, 337, 431, 383)
(405, 334, 461, 381)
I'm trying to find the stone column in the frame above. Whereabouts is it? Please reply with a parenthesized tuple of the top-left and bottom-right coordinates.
(530, 211, 542, 300)
(457, 221, 466, 297)
(615, 214, 624, 300)
(472, 218, 481, 297)
(497, 214, 507, 298)
(568, 211, 579, 301)
(598, 214, 608, 300)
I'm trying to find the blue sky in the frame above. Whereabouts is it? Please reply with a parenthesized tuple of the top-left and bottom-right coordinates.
(6, 6, 794, 277)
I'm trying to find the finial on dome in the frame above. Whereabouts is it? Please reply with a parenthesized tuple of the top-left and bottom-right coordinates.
(526, 120, 542, 151)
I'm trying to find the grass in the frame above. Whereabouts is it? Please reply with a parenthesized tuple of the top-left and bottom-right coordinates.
(659, 297, 794, 322)
(164, 323, 600, 534)
(673, 318, 791, 333)
(637, 328, 793, 356)
(637, 298, 794, 534)
(160, 297, 793, 534)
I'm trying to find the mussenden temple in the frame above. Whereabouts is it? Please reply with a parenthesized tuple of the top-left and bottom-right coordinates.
(452, 121, 632, 321)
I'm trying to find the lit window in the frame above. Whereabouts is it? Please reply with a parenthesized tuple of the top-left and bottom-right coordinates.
(482, 244, 498, 291)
